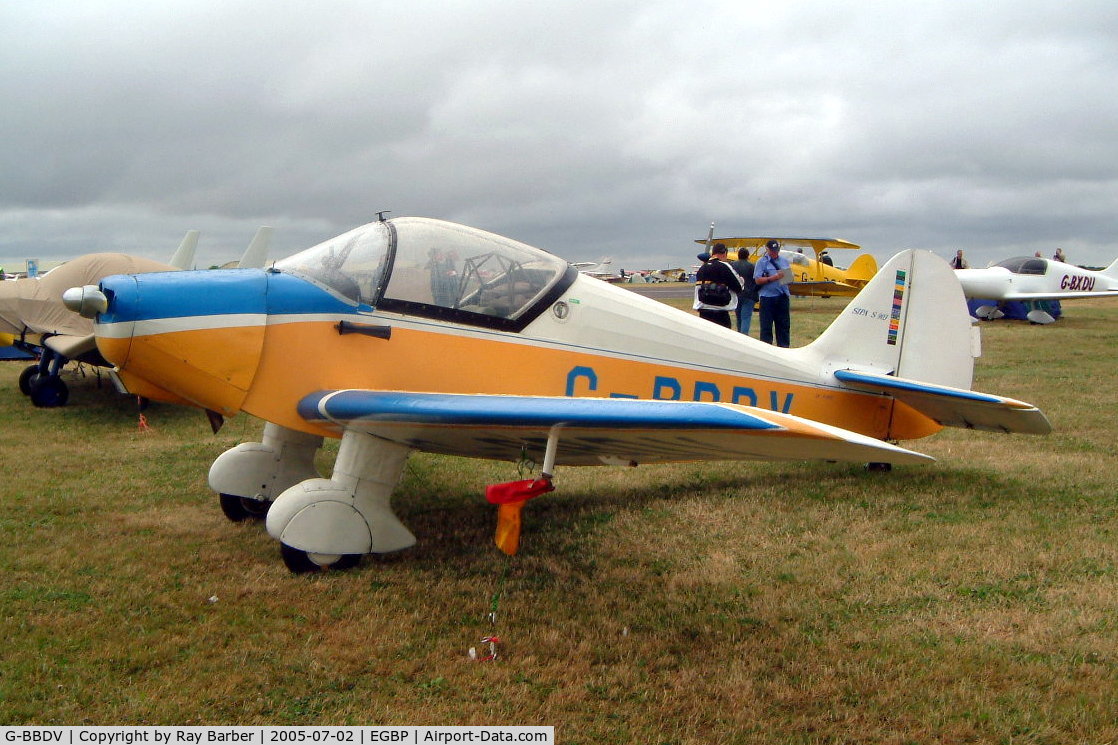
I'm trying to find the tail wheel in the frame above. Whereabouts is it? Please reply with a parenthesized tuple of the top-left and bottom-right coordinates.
(280, 543, 361, 574)
(219, 493, 271, 522)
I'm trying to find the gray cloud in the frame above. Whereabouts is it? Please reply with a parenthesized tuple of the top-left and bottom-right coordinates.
(2, 0, 1116, 272)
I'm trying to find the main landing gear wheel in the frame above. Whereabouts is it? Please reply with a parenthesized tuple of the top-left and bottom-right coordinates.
(280, 543, 361, 574)
(219, 493, 272, 522)
(18, 365, 39, 396)
(29, 376, 69, 408)
(865, 462, 893, 472)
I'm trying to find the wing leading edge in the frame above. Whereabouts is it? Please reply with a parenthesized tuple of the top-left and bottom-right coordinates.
(833, 369, 1051, 435)
(297, 390, 933, 467)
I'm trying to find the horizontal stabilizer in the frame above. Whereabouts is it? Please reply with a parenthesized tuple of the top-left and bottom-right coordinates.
(298, 390, 934, 467)
(833, 369, 1051, 435)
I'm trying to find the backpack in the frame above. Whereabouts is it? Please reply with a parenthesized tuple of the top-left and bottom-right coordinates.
(697, 281, 732, 306)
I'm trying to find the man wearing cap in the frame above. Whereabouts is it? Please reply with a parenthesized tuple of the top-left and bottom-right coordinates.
(692, 243, 744, 328)
(754, 239, 792, 347)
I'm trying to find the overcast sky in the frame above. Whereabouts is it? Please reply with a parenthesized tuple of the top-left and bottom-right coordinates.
(2, 1, 1116, 272)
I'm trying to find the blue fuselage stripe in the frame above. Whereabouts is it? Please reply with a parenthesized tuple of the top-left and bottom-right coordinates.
(97, 270, 356, 324)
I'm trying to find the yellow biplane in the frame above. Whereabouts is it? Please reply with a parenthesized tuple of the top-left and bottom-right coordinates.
(697, 233, 878, 297)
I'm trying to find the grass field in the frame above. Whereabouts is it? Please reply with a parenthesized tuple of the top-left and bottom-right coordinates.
(2, 296, 1117, 742)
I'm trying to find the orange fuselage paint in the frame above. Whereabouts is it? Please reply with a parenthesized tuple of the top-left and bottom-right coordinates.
(101, 316, 937, 442)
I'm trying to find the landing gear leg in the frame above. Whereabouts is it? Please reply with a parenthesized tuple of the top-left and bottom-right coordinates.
(208, 422, 324, 521)
(24, 349, 71, 407)
(266, 431, 414, 573)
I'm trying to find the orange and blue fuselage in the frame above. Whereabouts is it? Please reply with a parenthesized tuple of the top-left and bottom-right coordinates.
(92, 268, 938, 442)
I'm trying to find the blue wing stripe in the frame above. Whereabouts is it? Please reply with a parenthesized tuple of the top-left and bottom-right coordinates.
(298, 391, 781, 431)
(834, 369, 1002, 403)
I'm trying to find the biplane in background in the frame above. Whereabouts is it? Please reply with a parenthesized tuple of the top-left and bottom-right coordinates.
(64, 216, 1049, 573)
(0, 227, 271, 406)
(696, 230, 878, 297)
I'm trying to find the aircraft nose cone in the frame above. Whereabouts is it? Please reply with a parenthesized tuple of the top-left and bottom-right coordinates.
(62, 285, 109, 318)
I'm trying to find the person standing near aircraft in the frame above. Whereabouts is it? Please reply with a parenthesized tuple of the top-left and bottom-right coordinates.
(950, 250, 969, 269)
(693, 243, 743, 328)
(754, 239, 792, 347)
(730, 247, 757, 335)
(1053, 248, 1067, 263)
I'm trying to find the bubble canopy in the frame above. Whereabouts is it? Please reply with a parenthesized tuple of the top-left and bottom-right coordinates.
(275, 217, 576, 331)
(992, 257, 1049, 275)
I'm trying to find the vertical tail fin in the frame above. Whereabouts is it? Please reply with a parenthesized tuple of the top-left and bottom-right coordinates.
(808, 250, 975, 390)
(169, 230, 199, 270)
(238, 227, 273, 269)
(1101, 256, 1118, 279)
(845, 253, 878, 283)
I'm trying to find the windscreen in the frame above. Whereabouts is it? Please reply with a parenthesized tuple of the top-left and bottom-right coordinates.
(275, 222, 391, 304)
(276, 217, 571, 325)
(994, 257, 1048, 275)
(382, 218, 569, 320)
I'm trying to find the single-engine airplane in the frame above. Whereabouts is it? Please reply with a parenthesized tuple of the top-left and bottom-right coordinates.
(697, 231, 878, 297)
(63, 216, 1049, 572)
(957, 255, 1118, 304)
(572, 257, 623, 283)
(0, 227, 272, 406)
(0, 232, 198, 407)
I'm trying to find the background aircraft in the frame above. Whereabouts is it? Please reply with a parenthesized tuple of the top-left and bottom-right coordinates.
(1, 227, 271, 407)
(697, 233, 878, 297)
(64, 216, 1048, 572)
(571, 257, 623, 282)
(957, 255, 1118, 303)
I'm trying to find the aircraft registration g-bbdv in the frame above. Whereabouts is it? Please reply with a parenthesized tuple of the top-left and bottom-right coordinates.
(957, 255, 1118, 302)
(64, 216, 1050, 572)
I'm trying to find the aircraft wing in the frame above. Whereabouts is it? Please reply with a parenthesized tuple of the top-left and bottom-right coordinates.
(833, 369, 1051, 435)
(297, 390, 934, 466)
(999, 289, 1118, 301)
(794, 279, 859, 291)
(42, 333, 98, 360)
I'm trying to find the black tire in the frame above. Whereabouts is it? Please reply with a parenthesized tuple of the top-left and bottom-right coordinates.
(280, 543, 361, 574)
(18, 365, 39, 396)
(219, 493, 272, 522)
(865, 462, 893, 472)
(30, 377, 69, 407)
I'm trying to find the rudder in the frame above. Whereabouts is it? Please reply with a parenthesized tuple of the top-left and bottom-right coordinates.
(809, 250, 975, 390)
(846, 253, 878, 283)
(1101, 256, 1118, 279)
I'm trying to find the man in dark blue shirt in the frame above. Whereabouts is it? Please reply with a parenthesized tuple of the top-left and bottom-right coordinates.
(753, 240, 792, 347)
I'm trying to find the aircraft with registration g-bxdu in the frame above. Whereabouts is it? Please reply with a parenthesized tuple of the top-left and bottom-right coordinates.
(63, 215, 1051, 573)
(956, 255, 1118, 302)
